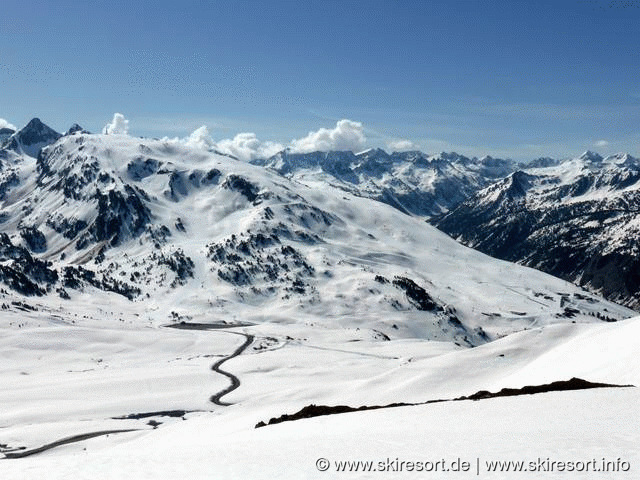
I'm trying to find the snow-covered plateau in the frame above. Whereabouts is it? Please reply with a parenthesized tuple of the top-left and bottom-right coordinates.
(0, 120, 637, 478)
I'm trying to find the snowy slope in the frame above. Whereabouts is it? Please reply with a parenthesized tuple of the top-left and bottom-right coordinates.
(1, 315, 637, 479)
(0, 127, 632, 346)
(435, 151, 640, 309)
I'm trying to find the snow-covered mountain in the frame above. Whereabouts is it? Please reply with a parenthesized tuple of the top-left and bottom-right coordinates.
(251, 149, 516, 217)
(1, 120, 638, 474)
(0, 120, 630, 344)
(435, 151, 640, 309)
(0, 126, 15, 144)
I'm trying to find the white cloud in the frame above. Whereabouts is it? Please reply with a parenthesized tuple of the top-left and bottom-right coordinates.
(387, 139, 417, 151)
(215, 133, 283, 161)
(289, 119, 366, 153)
(161, 125, 215, 151)
(168, 119, 369, 161)
(167, 126, 283, 161)
(0, 118, 16, 131)
(594, 139, 609, 148)
(183, 125, 216, 150)
(103, 113, 129, 135)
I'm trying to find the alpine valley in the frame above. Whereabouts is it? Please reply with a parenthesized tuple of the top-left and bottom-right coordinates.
(435, 151, 640, 310)
(0, 119, 638, 479)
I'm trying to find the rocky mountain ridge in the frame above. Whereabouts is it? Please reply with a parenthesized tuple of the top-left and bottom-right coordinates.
(0, 118, 631, 345)
(434, 151, 640, 309)
(251, 148, 516, 217)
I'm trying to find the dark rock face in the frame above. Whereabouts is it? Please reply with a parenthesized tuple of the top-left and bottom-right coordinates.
(201, 168, 221, 186)
(37, 151, 101, 199)
(434, 159, 640, 309)
(90, 186, 152, 246)
(62, 265, 140, 300)
(221, 175, 260, 202)
(165, 171, 189, 201)
(388, 275, 481, 343)
(0, 266, 46, 296)
(5, 118, 61, 156)
(64, 124, 89, 136)
(0, 233, 58, 295)
(457, 377, 632, 401)
(207, 231, 315, 294)
(156, 249, 195, 287)
(254, 377, 631, 429)
(20, 227, 47, 253)
(127, 157, 161, 180)
(0, 172, 20, 200)
(0, 127, 15, 145)
(174, 218, 186, 233)
(46, 215, 88, 240)
(392, 276, 441, 311)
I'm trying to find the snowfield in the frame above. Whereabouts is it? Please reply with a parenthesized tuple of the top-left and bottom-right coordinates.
(0, 317, 638, 479)
(0, 124, 638, 478)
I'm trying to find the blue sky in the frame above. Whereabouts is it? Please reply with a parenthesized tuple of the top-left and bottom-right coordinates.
(1, 0, 639, 160)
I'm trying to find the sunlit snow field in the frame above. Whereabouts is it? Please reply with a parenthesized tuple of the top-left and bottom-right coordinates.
(1, 309, 638, 479)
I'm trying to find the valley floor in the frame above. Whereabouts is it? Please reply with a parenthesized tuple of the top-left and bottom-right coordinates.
(0, 312, 638, 479)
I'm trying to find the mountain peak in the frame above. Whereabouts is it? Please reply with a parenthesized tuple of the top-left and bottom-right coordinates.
(5, 118, 61, 157)
(65, 123, 90, 136)
(578, 150, 603, 163)
(604, 152, 636, 162)
(500, 170, 534, 199)
(25, 117, 45, 128)
(355, 147, 390, 160)
(521, 157, 559, 169)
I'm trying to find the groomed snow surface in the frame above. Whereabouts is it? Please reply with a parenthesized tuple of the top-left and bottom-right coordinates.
(1, 314, 638, 479)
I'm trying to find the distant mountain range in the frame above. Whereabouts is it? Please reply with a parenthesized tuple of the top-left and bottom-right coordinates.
(0, 118, 631, 346)
(251, 149, 516, 217)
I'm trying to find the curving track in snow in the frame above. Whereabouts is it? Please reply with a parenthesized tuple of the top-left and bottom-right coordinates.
(3, 429, 139, 459)
(210, 332, 254, 406)
(2, 328, 254, 459)
(165, 323, 254, 406)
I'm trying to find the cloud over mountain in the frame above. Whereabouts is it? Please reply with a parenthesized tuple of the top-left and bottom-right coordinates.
(387, 139, 417, 151)
(215, 132, 283, 161)
(0, 118, 16, 131)
(103, 113, 129, 135)
(176, 120, 367, 161)
(182, 125, 216, 150)
(289, 119, 366, 153)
